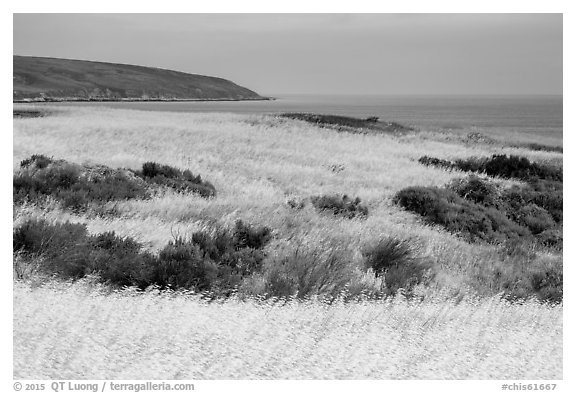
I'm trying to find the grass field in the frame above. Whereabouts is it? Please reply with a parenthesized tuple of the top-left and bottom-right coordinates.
(13, 279, 562, 379)
(13, 105, 563, 379)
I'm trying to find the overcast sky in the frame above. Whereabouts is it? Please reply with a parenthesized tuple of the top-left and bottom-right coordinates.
(13, 14, 562, 95)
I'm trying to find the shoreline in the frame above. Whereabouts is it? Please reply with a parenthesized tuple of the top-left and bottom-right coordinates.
(13, 96, 276, 104)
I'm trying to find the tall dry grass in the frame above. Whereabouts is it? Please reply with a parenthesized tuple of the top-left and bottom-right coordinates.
(13, 279, 562, 379)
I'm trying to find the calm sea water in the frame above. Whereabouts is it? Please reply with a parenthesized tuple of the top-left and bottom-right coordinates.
(53, 94, 563, 133)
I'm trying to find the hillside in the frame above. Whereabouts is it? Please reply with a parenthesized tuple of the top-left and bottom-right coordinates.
(13, 55, 266, 102)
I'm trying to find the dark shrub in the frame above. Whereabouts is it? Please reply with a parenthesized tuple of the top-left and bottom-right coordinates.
(135, 161, 216, 198)
(233, 220, 272, 250)
(263, 246, 355, 299)
(514, 204, 556, 235)
(153, 220, 271, 292)
(418, 154, 562, 182)
(500, 255, 563, 303)
(513, 143, 563, 153)
(503, 180, 563, 224)
(155, 238, 219, 291)
(89, 232, 156, 288)
(447, 175, 503, 209)
(279, 113, 413, 134)
(536, 229, 563, 248)
(141, 162, 181, 179)
(452, 157, 486, 173)
(13, 156, 150, 210)
(311, 194, 368, 219)
(418, 156, 455, 169)
(14, 218, 271, 293)
(13, 219, 156, 286)
(20, 154, 55, 169)
(13, 219, 87, 257)
(14, 219, 93, 278)
(363, 237, 432, 294)
(394, 186, 530, 243)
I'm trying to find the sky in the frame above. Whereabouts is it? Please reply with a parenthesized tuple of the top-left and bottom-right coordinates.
(13, 13, 563, 95)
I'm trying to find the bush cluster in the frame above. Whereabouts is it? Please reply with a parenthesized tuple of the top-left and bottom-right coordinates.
(134, 161, 216, 198)
(279, 113, 413, 133)
(13, 155, 149, 211)
(14, 218, 271, 294)
(395, 171, 563, 302)
(259, 245, 356, 299)
(503, 180, 562, 225)
(447, 175, 504, 209)
(310, 194, 368, 219)
(362, 237, 433, 295)
(418, 154, 562, 182)
(13, 155, 217, 211)
(513, 143, 563, 153)
(487, 252, 563, 304)
(398, 175, 562, 241)
(13, 219, 155, 287)
(394, 186, 530, 243)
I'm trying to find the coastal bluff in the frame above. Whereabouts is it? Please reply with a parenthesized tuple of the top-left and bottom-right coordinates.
(13, 55, 266, 102)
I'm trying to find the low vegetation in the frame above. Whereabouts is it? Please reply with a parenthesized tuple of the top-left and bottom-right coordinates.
(512, 142, 563, 153)
(397, 175, 562, 241)
(14, 218, 271, 295)
(394, 185, 531, 243)
(14, 217, 436, 300)
(279, 113, 413, 134)
(134, 161, 216, 198)
(13, 109, 45, 118)
(394, 172, 562, 302)
(310, 194, 368, 219)
(362, 237, 433, 295)
(418, 154, 562, 182)
(13, 155, 149, 211)
(13, 155, 216, 211)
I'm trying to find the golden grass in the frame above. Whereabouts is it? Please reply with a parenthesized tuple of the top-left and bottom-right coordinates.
(13, 279, 562, 379)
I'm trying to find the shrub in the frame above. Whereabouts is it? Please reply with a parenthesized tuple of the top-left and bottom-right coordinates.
(513, 143, 563, 153)
(482, 155, 562, 182)
(13, 219, 88, 259)
(13, 155, 149, 210)
(262, 245, 356, 299)
(13, 218, 272, 294)
(503, 180, 563, 224)
(13, 219, 155, 286)
(418, 154, 562, 182)
(537, 229, 563, 248)
(89, 232, 156, 288)
(155, 238, 219, 291)
(513, 204, 556, 235)
(279, 113, 413, 133)
(418, 156, 456, 170)
(20, 154, 55, 169)
(500, 255, 563, 303)
(233, 220, 272, 249)
(135, 162, 216, 198)
(311, 194, 368, 219)
(14, 156, 218, 210)
(154, 220, 272, 292)
(394, 186, 530, 243)
(362, 237, 433, 295)
(447, 175, 503, 209)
